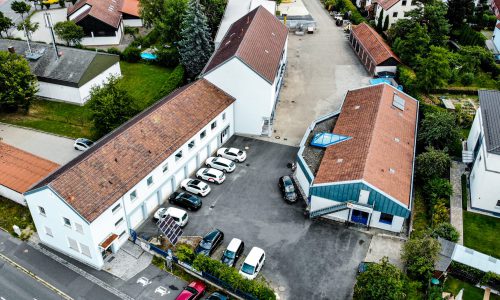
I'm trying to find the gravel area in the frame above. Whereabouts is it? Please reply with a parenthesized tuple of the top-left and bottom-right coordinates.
(301, 115, 338, 174)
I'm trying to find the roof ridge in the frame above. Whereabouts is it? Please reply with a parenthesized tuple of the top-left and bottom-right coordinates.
(360, 23, 396, 62)
(235, 5, 264, 57)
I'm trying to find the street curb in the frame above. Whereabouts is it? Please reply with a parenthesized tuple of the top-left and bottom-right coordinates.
(0, 121, 75, 140)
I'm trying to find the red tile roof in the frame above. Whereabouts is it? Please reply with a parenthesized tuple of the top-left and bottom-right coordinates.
(203, 6, 288, 83)
(352, 23, 400, 65)
(68, 0, 124, 28)
(0, 143, 59, 193)
(31, 80, 235, 222)
(377, 0, 400, 10)
(120, 0, 140, 17)
(314, 84, 418, 207)
(99, 233, 118, 249)
(492, 0, 500, 19)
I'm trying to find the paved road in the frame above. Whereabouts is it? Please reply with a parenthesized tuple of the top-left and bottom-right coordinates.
(0, 123, 81, 165)
(450, 161, 465, 245)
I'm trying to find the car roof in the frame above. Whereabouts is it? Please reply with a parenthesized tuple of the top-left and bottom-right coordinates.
(204, 229, 221, 240)
(245, 247, 264, 265)
(166, 207, 186, 218)
(189, 179, 204, 186)
(228, 148, 240, 153)
(227, 238, 242, 252)
(214, 157, 232, 164)
(206, 168, 223, 175)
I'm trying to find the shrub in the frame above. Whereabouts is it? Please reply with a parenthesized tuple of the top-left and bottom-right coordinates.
(156, 47, 180, 68)
(122, 46, 141, 62)
(415, 148, 450, 182)
(423, 178, 452, 205)
(174, 244, 195, 264)
(124, 26, 139, 37)
(455, 25, 486, 47)
(156, 65, 185, 99)
(58, 0, 65, 7)
(460, 72, 474, 85)
(327, 0, 365, 24)
(397, 65, 417, 96)
(402, 235, 441, 282)
(418, 110, 461, 153)
(431, 222, 460, 242)
(432, 199, 450, 225)
(107, 47, 122, 56)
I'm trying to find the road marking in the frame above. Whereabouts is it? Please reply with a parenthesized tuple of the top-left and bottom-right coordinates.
(136, 277, 151, 287)
(154, 286, 169, 296)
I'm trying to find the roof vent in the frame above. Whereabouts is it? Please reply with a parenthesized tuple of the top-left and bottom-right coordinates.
(389, 168, 395, 174)
(271, 32, 276, 36)
(265, 50, 269, 54)
(114, 158, 118, 162)
(354, 105, 360, 110)
(337, 158, 343, 163)
(465, 248, 474, 254)
(394, 137, 400, 143)
(393, 94, 405, 111)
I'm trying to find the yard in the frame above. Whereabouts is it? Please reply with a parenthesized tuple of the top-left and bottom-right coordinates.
(0, 62, 175, 139)
(0, 196, 34, 236)
(443, 276, 500, 300)
(463, 211, 500, 258)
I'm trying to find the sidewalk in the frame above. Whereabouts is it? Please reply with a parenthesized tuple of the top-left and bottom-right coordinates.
(450, 161, 465, 245)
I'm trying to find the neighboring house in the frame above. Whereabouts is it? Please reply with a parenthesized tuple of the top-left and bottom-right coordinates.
(203, 6, 288, 136)
(349, 23, 401, 76)
(373, 0, 419, 28)
(0, 143, 58, 206)
(0, 39, 121, 105)
(463, 90, 500, 216)
(120, 0, 143, 27)
(24, 79, 235, 270)
(491, 0, 500, 54)
(295, 83, 419, 233)
(214, 0, 276, 49)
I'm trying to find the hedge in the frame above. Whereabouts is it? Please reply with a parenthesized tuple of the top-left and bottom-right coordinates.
(454, 25, 486, 47)
(397, 65, 417, 97)
(449, 261, 500, 290)
(324, 0, 365, 24)
(156, 65, 185, 99)
(122, 46, 141, 62)
(192, 255, 276, 300)
(461, 173, 468, 210)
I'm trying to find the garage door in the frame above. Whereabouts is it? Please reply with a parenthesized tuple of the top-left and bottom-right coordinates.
(129, 208, 144, 229)
(198, 146, 209, 166)
(186, 158, 197, 177)
(209, 138, 218, 155)
(174, 168, 185, 188)
(145, 192, 159, 215)
(160, 178, 173, 203)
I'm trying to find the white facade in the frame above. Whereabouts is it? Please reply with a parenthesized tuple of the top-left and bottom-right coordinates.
(374, 0, 419, 28)
(25, 104, 235, 269)
(493, 22, 500, 52)
(37, 62, 121, 105)
(123, 18, 143, 27)
(0, 185, 24, 205)
(80, 29, 123, 46)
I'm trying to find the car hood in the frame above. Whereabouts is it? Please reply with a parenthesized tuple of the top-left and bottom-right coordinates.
(176, 290, 194, 300)
(285, 192, 297, 201)
(194, 247, 210, 255)
(221, 256, 234, 266)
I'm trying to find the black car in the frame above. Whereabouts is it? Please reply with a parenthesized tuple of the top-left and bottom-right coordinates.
(169, 192, 202, 211)
(205, 292, 228, 300)
(195, 229, 224, 256)
(220, 238, 244, 267)
(278, 176, 298, 203)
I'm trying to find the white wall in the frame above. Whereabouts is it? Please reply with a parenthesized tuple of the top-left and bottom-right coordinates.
(375, 65, 397, 75)
(123, 19, 143, 27)
(81, 29, 122, 46)
(0, 185, 24, 205)
(369, 211, 404, 232)
(78, 62, 122, 104)
(493, 21, 500, 52)
(375, 1, 419, 28)
(470, 143, 500, 214)
(467, 110, 481, 152)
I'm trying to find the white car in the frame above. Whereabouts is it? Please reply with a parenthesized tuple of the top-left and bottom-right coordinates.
(74, 138, 94, 151)
(180, 179, 211, 197)
(205, 157, 235, 173)
(196, 168, 225, 184)
(217, 147, 247, 162)
(153, 207, 188, 227)
(239, 247, 266, 280)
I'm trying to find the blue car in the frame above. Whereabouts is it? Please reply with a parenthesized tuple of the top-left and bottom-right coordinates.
(205, 292, 228, 300)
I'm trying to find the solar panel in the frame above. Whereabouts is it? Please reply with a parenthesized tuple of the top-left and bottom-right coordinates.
(393, 94, 405, 111)
(157, 216, 183, 245)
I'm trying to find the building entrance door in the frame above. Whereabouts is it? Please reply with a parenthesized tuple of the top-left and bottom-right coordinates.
(351, 210, 369, 225)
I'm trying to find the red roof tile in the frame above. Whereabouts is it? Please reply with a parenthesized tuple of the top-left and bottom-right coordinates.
(68, 0, 124, 28)
(0, 143, 59, 193)
(32, 80, 235, 222)
(377, 0, 400, 10)
(120, 0, 140, 17)
(352, 23, 400, 65)
(203, 6, 288, 83)
(314, 84, 418, 207)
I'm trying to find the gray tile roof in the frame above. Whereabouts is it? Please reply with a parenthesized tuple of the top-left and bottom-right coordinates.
(435, 237, 456, 272)
(0, 39, 119, 87)
(479, 90, 500, 155)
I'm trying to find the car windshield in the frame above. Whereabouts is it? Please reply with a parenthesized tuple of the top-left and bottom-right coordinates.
(199, 239, 212, 249)
(181, 214, 187, 221)
(202, 185, 208, 190)
(185, 286, 198, 294)
(241, 263, 255, 275)
(230, 162, 235, 167)
(285, 185, 295, 193)
(83, 140, 94, 146)
(187, 195, 200, 203)
(223, 250, 235, 259)
(238, 150, 243, 155)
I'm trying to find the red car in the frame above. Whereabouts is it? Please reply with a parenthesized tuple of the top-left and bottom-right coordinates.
(175, 281, 206, 300)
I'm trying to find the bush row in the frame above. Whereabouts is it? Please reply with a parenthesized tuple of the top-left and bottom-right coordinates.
(450, 261, 500, 290)
(156, 65, 185, 99)
(324, 0, 365, 24)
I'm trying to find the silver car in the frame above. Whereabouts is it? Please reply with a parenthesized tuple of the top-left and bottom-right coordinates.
(205, 157, 235, 173)
(74, 138, 94, 151)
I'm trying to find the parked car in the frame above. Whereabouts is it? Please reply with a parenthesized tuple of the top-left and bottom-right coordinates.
(205, 292, 228, 300)
(205, 157, 235, 173)
(42, 0, 59, 4)
(239, 247, 265, 280)
(195, 229, 224, 256)
(152, 207, 189, 227)
(216, 147, 247, 162)
(278, 176, 298, 203)
(180, 179, 211, 197)
(175, 280, 206, 300)
(196, 168, 225, 184)
(220, 238, 244, 267)
(74, 138, 94, 151)
(169, 192, 202, 211)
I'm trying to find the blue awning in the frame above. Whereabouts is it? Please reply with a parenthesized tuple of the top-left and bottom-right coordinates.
(310, 132, 351, 147)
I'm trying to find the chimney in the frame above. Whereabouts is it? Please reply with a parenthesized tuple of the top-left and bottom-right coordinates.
(7, 46, 15, 54)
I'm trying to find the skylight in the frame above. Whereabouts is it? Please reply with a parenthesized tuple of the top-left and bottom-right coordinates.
(393, 94, 405, 111)
(310, 133, 351, 148)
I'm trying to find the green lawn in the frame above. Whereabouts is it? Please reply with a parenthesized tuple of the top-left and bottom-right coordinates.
(0, 196, 34, 236)
(449, 71, 499, 89)
(443, 276, 500, 300)
(463, 211, 500, 257)
(0, 62, 174, 139)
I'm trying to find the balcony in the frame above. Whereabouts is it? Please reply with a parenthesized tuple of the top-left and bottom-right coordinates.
(462, 140, 473, 163)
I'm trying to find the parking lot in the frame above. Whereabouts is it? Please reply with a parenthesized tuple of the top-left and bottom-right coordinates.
(138, 135, 371, 299)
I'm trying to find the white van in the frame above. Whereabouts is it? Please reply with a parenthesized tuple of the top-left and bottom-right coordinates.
(239, 247, 265, 280)
(153, 207, 188, 227)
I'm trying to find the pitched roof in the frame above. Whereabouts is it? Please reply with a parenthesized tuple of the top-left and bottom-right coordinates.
(351, 23, 400, 65)
(68, 0, 124, 28)
(314, 84, 418, 207)
(0, 143, 59, 193)
(0, 39, 119, 87)
(30, 79, 235, 222)
(479, 90, 500, 155)
(120, 0, 140, 17)
(203, 6, 288, 83)
(377, 0, 400, 10)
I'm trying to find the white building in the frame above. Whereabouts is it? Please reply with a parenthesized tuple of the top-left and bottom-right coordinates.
(0, 39, 121, 105)
(24, 80, 235, 269)
(203, 6, 288, 136)
(373, 0, 420, 28)
(463, 90, 500, 216)
(491, 0, 500, 54)
(294, 84, 419, 233)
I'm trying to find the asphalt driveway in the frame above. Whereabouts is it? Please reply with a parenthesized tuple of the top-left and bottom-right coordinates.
(138, 136, 371, 299)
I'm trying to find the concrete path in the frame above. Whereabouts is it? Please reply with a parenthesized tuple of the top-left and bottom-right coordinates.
(450, 161, 466, 245)
(0, 123, 80, 165)
(364, 234, 405, 269)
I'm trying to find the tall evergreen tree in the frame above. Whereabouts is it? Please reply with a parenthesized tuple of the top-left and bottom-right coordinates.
(447, 0, 474, 29)
(178, 0, 213, 78)
(377, 10, 384, 32)
(383, 15, 389, 31)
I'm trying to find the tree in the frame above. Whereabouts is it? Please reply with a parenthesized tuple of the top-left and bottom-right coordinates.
(432, 222, 460, 242)
(178, 0, 213, 78)
(87, 76, 139, 137)
(200, 0, 226, 38)
(402, 235, 441, 281)
(418, 110, 460, 151)
(447, 0, 474, 29)
(416, 46, 451, 93)
(383, 15, 389, 31)
(420, 1, 450, 45)
(392, 23, 430, 67)
(0, 12, 14, 38)
(415, 148, 450, 182)
(54, 21, 84, 46)
(423, 178, 452, 203)
(139, 0, 188, 43)
(10, 1, 31, 20)
(16, 18, 39, 39)
(377, 10, 384, 32)
(0, 51, 38, 112)
(353, 257, 407, 300)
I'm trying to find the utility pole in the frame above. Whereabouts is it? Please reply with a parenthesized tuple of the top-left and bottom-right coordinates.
(44, 12, 59, 59)
(22, 23, 32, 54)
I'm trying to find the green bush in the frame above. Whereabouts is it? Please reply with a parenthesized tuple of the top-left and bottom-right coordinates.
(431, 222, 460, 242)
(397, 65, 417, 96)
(460, 72, 474, 85)
(107, 47, 122, 56)
(432, 199, 450, 225)
(423, 178, 452, 204)
(461, 173, 467, 210)
(156, 47, 180, 68)
(327, 0, 365, 24)
(175, 244, 195, 264)
(122, 46, 141, 62)
(156, 65, 185, 99)
(454, 25, 486, 47)
(192, 255, 276, 300)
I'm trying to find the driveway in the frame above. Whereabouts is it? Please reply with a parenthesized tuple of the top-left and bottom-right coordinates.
(265, 0, 371, 146)
(138, 136, 371, 299)
(0, 123, 80, 165)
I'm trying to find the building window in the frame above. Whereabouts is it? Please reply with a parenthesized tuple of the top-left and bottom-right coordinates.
(496, 200, 500, 207)
(119, 230, 127, 239)
(188, 140, 195, 150)
(45, 226, 53, 237)
(68, 237, 79, 251)
(147, 176, 154, 187)
(222, 113, 226, 121)
(403, 11, 407, 17)
(112, 203, 121, 214)
(162, 163, 169, 174)
(392, 12, 398, 17)
(80, 243, 91, 258)
(379, 213, 394, 225)
(175, 150, 183, 161)
(211, 121, 217, 130)
(75, 223, 84, 234)
(130, 190, 137, 201)
(402, 0, 407, 5)
(115, 217, 124, 227)
(63, 217, 71, 228)
(39, 206, 46, 216)
(200, 130, 206, 140)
